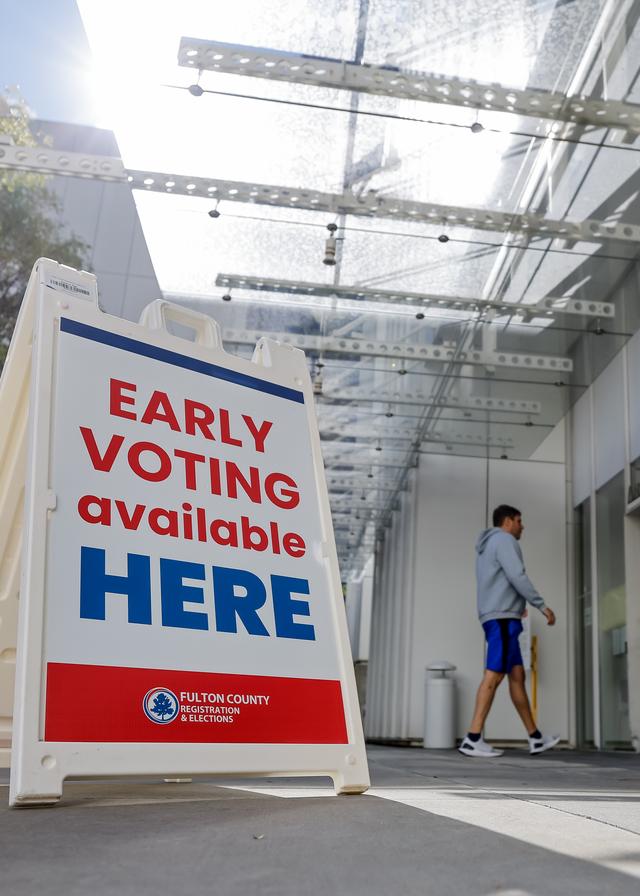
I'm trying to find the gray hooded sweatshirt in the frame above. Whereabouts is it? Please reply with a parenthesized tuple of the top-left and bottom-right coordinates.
(475, 528, 546, 623)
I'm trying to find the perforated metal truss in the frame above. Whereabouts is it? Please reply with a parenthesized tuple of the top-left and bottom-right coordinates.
(221, 327, 573, 372)
(324, 458, 409, 469)
(0, 142, 126, 180)
(215, 274, 614, 319)
(322, 424, 517, 442)
(329, 482, 396, 493)
(324, 388, 541, 414)
(127, 170, 640, 245)
(178, 38, 640, 138)
(0, 144, 636, 245)
(322, 435, 514, 453)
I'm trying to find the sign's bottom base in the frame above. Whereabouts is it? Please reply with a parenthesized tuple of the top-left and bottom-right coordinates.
(10, 768, 369, 807)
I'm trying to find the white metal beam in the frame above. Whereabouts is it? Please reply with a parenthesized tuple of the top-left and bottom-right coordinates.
(0, 143, 635, 245)
(127, 169, 639, 245)
(178, 37, 640, 135)
(322, 425, 517, 442)
(330, 484, 396, 493)
(322, 387, 541, 413)
(322, 434, 514, 453)
(0, 142, 126, 181)
(221, 326, 572, 372)
(178, 38, 640, 138)
(215, 274, 614, 319)
(325, 459, 409, 469)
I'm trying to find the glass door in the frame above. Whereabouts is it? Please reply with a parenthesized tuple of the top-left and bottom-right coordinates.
(596, 473, 631, 749)
(574, 500, 594, 747)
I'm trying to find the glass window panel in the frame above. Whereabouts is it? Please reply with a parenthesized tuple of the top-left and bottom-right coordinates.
(596, 472, 631, 748)
(575, 499, 594, 747)
(363, 0, 605, 90)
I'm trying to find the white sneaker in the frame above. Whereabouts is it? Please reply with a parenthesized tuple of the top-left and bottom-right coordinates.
(458, 736, 503, 758)
(529, 733, 561, 755)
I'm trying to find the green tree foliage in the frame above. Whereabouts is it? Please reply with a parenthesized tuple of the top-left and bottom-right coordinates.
(0, 92, 89, 366)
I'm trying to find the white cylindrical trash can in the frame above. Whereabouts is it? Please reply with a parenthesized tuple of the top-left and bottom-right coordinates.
(423, 661, 457, 749)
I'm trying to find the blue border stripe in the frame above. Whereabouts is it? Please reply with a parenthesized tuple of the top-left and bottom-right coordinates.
(59, 318, 304, 404)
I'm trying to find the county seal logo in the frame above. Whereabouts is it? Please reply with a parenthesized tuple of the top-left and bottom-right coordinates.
(143, 687, 180, 724)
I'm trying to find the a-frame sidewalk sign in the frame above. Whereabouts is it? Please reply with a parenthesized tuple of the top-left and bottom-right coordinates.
(1, 258, 369, 806)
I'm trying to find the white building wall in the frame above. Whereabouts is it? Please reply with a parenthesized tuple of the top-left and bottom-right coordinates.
(569, 331, 640, 751)
(345, 579, 363, 659)
(572, 392, 592, 507)
(367, 444, 568, 743)
(40, 121, 162, 321)
(485, 458, 568, 741)
(358, 562, 374, 663)
(593, 354, 625, 491)
(0, 123, 162, 763)
(410, 455, 486, 741)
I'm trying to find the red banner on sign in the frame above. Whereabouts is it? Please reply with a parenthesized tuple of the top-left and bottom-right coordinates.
(44, 662, 348, 744)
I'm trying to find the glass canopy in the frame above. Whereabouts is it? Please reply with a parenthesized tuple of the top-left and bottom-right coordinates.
(78, 0, 640, 575)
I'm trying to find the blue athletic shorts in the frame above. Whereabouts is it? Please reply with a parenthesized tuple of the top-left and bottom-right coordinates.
(482, 619, 524, 673)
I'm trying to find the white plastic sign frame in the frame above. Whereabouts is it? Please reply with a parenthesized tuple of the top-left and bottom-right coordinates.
(8, 259, 369, 806)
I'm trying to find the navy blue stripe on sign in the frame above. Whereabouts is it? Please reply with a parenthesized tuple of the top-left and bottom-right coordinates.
(59, 318, 305, 404)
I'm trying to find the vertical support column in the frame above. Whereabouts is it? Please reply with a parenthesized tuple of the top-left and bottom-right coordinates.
(358, 559, 374, 661)
(565, 415, 577, 748)
(388, 493, 407, 737)
(366, 535, 388, 738)
(588, 388, 602, 748)
(364, 543, 380, 738)
(399, 475, 418, 739)
(380, 506, 400, 738)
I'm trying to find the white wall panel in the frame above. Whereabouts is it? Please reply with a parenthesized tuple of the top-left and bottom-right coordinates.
(593, 353, 625, 489)
(367, 451, 569, 743)
(91, 182, 137, 275)
(485, 459, 568, 742)
(358, 562, 373, 663)
(572, 392, 592, 507)
(59, 178, 104, 254)
(367, 544, 381, 736)
(128, 219, 158, 278)
(95, 273, 126, 318)
(531, 419, 565, 464)
(122, 275, 163, 322)
(345, 580, 363, 659)
(410, 455, 487, 740)
(398, 474, 418, 738)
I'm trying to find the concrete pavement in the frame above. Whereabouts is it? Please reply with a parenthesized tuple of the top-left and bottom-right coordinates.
(2, 745, 640, 895)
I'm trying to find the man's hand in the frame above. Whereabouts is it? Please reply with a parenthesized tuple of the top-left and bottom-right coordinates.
(542, 607, 556, 626)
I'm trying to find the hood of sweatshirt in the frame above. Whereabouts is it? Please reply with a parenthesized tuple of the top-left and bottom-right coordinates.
(475, 527, 501, 554)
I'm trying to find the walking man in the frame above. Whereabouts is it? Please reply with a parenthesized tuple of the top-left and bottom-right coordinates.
(459, 504, 560, 758)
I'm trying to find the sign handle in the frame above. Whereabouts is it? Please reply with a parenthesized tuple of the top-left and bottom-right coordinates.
(139, 300, 222, 349)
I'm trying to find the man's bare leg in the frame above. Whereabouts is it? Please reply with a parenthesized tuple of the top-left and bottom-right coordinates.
(469, 670, 505, 733)
(508, 664, 536, 734)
